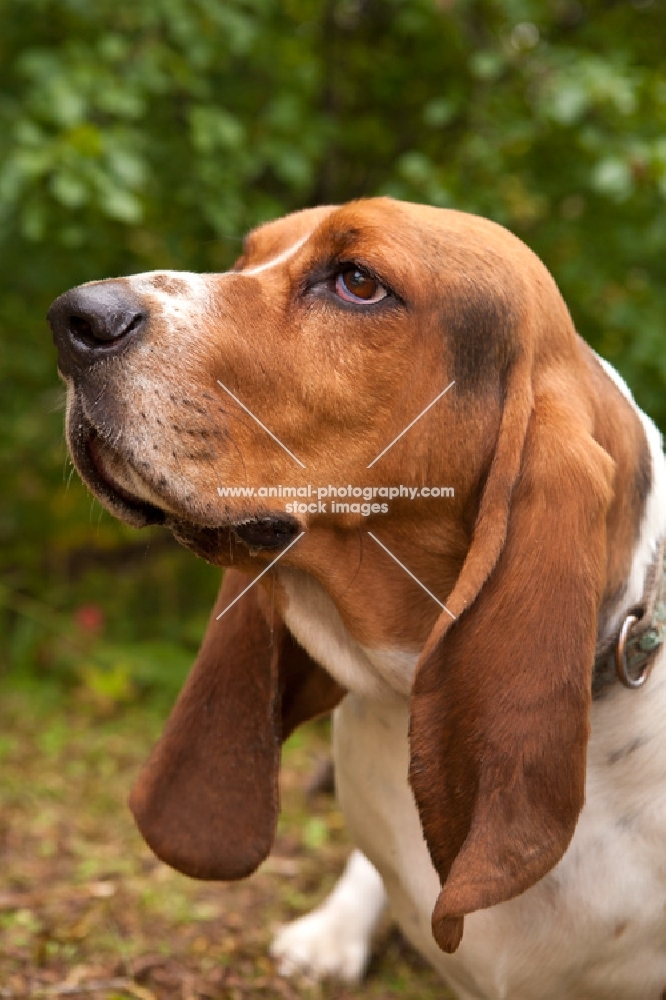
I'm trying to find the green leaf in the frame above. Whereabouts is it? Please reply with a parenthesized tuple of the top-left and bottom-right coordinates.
(189, 106, 245, 152)
(49, 171, 89, 208)
(547, 80, 590, 125)
(422, 98, 457, 128)
(105, 146, 148, 189)
(97, 183, 143, 223)
(591, 157, 633, 200)
(469, 51, 504, 82)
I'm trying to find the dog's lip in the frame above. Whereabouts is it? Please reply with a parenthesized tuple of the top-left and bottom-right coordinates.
(87, 434, 157, 511)
(167, 514, 303, 564)
(71, 416, 166, 526)
(166, 519, 232, 563)
(69, 405, 304, 550)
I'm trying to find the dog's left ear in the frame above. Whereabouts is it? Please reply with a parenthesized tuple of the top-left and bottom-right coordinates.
(409, 348, 615, 953)
(129, 569, 344, 880)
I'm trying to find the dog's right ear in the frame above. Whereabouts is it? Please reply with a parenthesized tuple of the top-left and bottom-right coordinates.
(409, 344, 615, 953)
(129, 569, 344, 880)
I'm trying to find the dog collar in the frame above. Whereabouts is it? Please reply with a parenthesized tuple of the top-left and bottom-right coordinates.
(593, 536, 666, 695)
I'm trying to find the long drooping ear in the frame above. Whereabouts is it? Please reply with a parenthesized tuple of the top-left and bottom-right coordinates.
(129, 569, 344, 880)
(410, 351, 615, 953)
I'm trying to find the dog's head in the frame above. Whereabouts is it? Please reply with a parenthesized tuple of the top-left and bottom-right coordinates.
(49, 198, 651, 951)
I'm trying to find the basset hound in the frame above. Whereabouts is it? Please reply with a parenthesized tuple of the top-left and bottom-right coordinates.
(49, 198, 666, 1000)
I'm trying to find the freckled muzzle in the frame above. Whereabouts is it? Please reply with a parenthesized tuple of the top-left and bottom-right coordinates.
(47, 276, 306, 553)
(48, 280, 147, 377)
(48, 278, 172, 526)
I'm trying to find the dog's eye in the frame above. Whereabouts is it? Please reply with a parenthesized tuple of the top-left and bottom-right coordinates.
(335, 267, 387, 304)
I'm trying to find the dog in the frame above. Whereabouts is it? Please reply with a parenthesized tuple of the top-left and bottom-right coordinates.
(49, 198, 666, 999)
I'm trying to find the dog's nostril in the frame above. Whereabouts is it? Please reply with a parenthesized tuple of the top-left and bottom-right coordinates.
(65, 308, 146, 347)
(69, 315, 95, 343)
(123, 312, 145, 338)
(48, 281, 148, 365)
(68, 307, 146, 346)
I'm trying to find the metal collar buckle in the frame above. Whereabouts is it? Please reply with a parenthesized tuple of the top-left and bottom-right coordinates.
(615, 613, 647, 689)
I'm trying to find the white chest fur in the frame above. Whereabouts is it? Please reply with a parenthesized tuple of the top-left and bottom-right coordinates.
(277, 567, 666, 999)
(334, 675, 666, 1000)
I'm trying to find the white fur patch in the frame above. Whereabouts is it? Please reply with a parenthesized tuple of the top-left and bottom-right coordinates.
(595, 352, 666, 640)
(270, 850, 387, 984)
(125, 270, 212, 334)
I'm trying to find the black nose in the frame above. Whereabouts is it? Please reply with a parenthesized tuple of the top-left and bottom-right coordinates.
(48, 281, 146, 374)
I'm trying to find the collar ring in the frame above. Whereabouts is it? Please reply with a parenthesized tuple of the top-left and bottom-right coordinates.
(615, 613, 646, 689)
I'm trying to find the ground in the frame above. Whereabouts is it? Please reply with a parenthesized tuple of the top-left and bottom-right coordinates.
(0, 684, 450, 1000)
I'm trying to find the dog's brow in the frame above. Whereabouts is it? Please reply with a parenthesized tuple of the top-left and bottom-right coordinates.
(240, 233, 311, 276)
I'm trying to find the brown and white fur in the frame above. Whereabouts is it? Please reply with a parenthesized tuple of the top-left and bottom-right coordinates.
(48, 199, 666, 999)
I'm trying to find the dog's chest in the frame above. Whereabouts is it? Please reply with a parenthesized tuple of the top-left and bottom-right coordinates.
(334, 685, 666, 1000)
(277, 567, 666, 998)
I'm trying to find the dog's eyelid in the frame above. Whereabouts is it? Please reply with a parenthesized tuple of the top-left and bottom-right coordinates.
(298, 256, 404, 306)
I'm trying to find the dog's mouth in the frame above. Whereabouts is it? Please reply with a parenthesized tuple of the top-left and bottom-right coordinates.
(68, 404, 302, 559)
(88, 435, 164, 517)
(69, 412, 166, 529)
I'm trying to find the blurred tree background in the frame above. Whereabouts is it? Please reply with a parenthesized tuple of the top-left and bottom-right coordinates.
(2, 0, 665, 703)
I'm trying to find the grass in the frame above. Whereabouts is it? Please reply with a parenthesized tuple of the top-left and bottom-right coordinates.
(0, 681, 448, 999)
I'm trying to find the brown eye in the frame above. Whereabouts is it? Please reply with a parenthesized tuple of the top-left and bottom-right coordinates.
(335, 267, 387, 304)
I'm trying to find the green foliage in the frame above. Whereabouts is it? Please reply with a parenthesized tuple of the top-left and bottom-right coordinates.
(1, 0, 665, 687)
